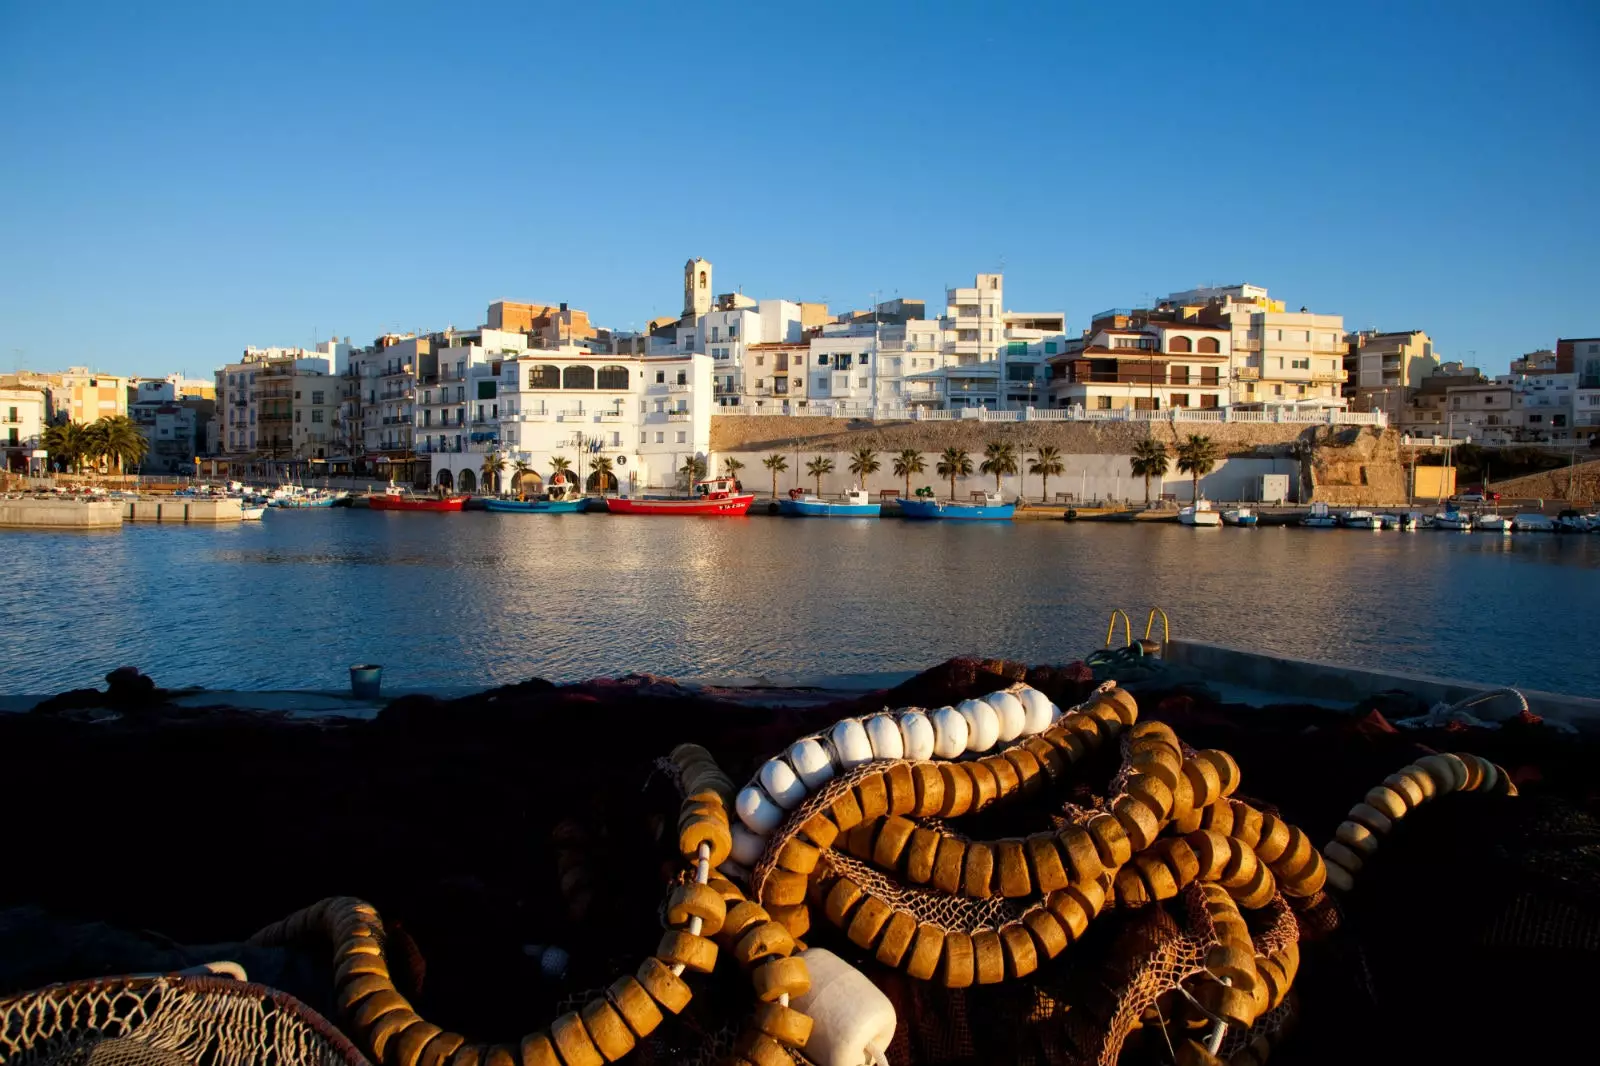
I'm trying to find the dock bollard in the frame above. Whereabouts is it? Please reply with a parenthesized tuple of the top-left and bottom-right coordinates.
(349, 664, 383, 699)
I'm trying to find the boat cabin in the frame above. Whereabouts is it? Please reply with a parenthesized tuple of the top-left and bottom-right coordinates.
(695, 477, 741, 500)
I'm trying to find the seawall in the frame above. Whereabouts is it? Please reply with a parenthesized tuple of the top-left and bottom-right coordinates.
(0, 498, 124, 531)
(123, 498, 243, 523)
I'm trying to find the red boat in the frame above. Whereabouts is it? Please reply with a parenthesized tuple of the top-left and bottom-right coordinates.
(603, 476, 755, 516)
(367, 484, 469, 512)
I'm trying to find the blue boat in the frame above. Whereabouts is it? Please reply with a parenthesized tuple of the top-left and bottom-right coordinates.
(269, 494, 337, 509)
(483, 481, 588, 514)
(897, 491, 1015, 521)
(777, 488, 882, 518)
(485, 497, 587, 514)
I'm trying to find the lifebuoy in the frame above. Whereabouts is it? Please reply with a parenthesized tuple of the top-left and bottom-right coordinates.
(552, 473, 566, 486)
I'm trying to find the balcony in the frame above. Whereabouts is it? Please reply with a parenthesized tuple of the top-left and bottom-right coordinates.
(1236, 339, 1261, 352)
(1234, 367, 1260, 381)
(1312, 371, 1349, 383)
(667, 411, 692, 421)
(667, 382, 692, 393)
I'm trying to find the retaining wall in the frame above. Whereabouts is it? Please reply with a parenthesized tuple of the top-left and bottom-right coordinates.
(123, 499, 243, 523)
(0, 499, 124, 531)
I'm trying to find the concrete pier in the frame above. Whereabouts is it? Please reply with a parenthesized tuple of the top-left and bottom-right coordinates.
(123, 498, 243, 523)
(0, 498, 124, 531)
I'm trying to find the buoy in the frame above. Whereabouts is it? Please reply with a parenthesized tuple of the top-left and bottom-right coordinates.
(863, 714, 904, 760)
(1014, 686, 1057, 735)
(787, 947, 896, 1066)
(829, 719, 874, 769)
(983, 690, 1027, 743)
(957, 698, 1000, 754)
(898, 710, 935, 761)
(788, 737, 835, 791)
(929, 706, 969, 758)
(736, 786, 785, 835)
(729, 822, 766, 866)
(759, 758, 807, 811)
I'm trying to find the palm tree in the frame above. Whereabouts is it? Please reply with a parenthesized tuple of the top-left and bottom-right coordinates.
(1028, 445, 1065, 503)
(80, 419, 110, 474)
(980, 440, 1019, 493)
(588, 454, 616, 494)
(679, 455, 707, 491)
(722, 456, 745, 485)
(480, 450, 507, 494)
(99, 416, 149, 475)
(549, 455, 573, 489)
(936, 447, 972, 500)
(762, 453, 788, 498)
(847, 446, 880, 488)
(511, 458, 534, 497)
(1129, 437, 1170, 505)
(805, 455, 834, 496)
(1176, 434, 1220, 503)
(892, 449, 926, 499)
(42, 421, 86, 474)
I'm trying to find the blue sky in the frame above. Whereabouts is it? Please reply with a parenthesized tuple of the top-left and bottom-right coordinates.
(2, 0, 1596, 379)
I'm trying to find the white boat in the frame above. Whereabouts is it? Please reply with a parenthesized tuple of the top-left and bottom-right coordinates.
(1512, 512, 1556, 532)
(1431, 508, 1473, 531)
(1397, 512, 1420, 530)
(1302, 502, 1339, 528)
(1342, 509, 1383, 530)
(240, 505, 266, 520)
(1475, 513, 1511, 534)
(1221, 507, 1258, 527)
(1555, 510, 1593, 533)
(1178, 499, 1222, 526)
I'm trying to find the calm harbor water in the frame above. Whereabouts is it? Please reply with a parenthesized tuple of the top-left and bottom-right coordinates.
(3, 510, 1598, 697)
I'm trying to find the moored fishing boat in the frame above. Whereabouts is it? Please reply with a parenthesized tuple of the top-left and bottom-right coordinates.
(1221, 506, 1258, 526)
(484, 478, 588, 514)
(1512, 512, 1556, 532)
(1431, 506, 1473, 531)
(367, 483, 469, 512)
(1341, 509, 1382, 530)
(1301, 501, 1339, 528)
(778, 487, 882, 518)
(1475, 512, 1512, 534)
(1178, 499, 1222, 526)
(604, 476, 755, 516)
(240, 504, 266, 520)
(897, 490, 1015, 521)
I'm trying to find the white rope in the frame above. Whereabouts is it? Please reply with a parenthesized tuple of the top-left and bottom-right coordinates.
(671, 842, 715, 978)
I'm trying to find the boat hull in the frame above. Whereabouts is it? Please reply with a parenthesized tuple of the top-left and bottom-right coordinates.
(897, 498, 1015, 521)
(1179, 513, 1222, 526)
(605, 494, 755, 516)
(778, 499, 882, 518)
(1221, 511, 1258, 526)
(369, 495, 469, 512)
(270, 497, 336, 508)
(240, 506, 266, 521)
(484, 498, 588, 514)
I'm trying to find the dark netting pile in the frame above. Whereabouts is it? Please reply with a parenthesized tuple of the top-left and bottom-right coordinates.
(1, 658, 1595, 1066)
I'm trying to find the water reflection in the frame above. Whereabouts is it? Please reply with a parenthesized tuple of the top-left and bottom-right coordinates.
(1, 510, 1596, 696)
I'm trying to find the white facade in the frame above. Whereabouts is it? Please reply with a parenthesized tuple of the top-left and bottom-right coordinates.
(1514, 371, 1577, 441)
(1, 387, 48, 473)
(415, 329, 528, 457)
(429, 351, 714, 494)
(1165, 287, 1346, 408)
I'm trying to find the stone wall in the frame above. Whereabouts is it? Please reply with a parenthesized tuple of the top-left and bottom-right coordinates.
(1304, 427, 1409, 505)
(1489, 459, 1600, 504)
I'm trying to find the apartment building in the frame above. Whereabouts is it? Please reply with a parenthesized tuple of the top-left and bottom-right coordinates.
(1162, 285, 1347, 408)
(1344, 329, 1439, 420)
(742, 342, 809, 409)
(429, 350, 713, 493)
(415, 328, 528, 456)
(1401, 362, 1484, 436)
(1048, 316, 1231, 412)
(214, 347, 332, 457)
(1, 387, 48, 473)
(59, 367, 128, 423)
(1559, 337, 1600, 440)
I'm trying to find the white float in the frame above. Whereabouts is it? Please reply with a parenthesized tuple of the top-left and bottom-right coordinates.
(898, 710, 935, 762)
(929, 706, 969, 758)
(957, 698, 1000, 754)
(788, 737, 836, 791)
(759, 757, 808, 811)
(863, 714, 904, 760)
(985, 690, 1027, 744)
(788, 947, 897, 1066)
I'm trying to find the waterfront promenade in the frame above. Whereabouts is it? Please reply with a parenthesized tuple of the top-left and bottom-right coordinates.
(3, 510, 1595, 697)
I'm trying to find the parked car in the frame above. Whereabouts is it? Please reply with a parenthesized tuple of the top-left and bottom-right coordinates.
(1454, 488, 1501, 502)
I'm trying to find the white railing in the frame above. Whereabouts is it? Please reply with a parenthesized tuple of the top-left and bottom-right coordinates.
(710, 404, 1388, 427)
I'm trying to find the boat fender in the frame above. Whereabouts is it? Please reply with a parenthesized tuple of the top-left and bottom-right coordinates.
(1014, 686, 1057, 735)
(863, 714, 904, 760)
(983, 690, 1027, 744)
(787, 947, 896, 1066)
(729, 822, 767, 867)
(736, 785, 786, 835)
(759, 758, 808, 811)
(957, 699, 1000, 754)
(929, 706, 969, 759)
(898, 711, 936, 762)
(788, 737, 836, 791)
(830, 719, 874, 770)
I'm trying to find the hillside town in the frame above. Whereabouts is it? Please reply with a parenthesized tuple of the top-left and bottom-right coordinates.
(4, 260, 1597, 490)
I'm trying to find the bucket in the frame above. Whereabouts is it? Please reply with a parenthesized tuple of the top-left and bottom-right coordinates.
(349, 664, 383, 699)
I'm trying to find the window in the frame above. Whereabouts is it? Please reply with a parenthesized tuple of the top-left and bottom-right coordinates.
(755, 355, 764, 366)
(729, 324, 738, 338)
(1044, 341, 1058, 354)
(1170, 393, 1190, 407)
(312, 391, 324, 405)
(676, 431, 687, 443)
(656, 431, 665, 442)
(754, 379, 764, 389)
(1276, 357, 1285, 370)
(294, 410, 302, 423)
(563, 365, 595, 389)
(1301, 331, 1311, 342)
(711, 327, 720, 341)
(676, 371, 687, 385)
(1274, 330, 1283, 341)
(1169, 336, 1192, 353)
(1297, 385, 1306, 395)
(818, 354, 829, 366)
(857, 377, 868, 388)
(1291, 358, 1310, 370)
(817, 377, 827, 390)
(294, 391, 301, 400)
(312, 410, 324, 423)
(1273, 385, 1283, 396)
(1096, 396, 1112, 409)
(1197, 337, 1220, 354)
(1529, 414, 1542, 423)
(654, 400, 664, 413)
(1200, 394, 1219, 409)
(611, 432, 621, 447)
(596, 365, 628, 389)
(860, 352, 870, 363)
(655, 371, 665, 384)
(1453, 397, 1462, 407)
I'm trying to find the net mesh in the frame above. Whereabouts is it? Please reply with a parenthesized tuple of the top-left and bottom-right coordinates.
(0, 976, 367, 1066)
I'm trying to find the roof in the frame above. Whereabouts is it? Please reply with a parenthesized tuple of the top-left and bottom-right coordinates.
(1055, 346, 1228, 359)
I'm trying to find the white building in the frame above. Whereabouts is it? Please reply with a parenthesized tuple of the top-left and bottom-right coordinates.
(415, 328, 529, 458)
(1158, 286, 1346, 408)
(1047, 318, 1231, 413)
(428, 350, 714, 494)
(214, 347, 332, 457)
(1, 387, 48, 474)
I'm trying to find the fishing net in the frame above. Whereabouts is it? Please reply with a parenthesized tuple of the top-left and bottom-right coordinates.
(0, 975, 367, 1066)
